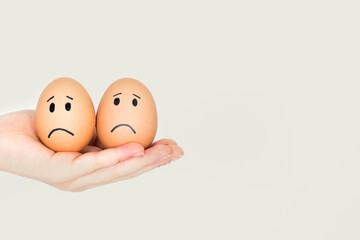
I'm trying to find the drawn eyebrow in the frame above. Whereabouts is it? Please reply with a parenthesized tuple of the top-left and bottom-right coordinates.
(47, 96, 54, 102)
(66, 96, 73, 100)
(113, 93, 122, 97)
(133, 94, 141, 99)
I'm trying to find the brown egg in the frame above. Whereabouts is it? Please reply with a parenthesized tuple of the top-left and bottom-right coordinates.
(97, 78, 157, 148)
(35, 77, 95, 152)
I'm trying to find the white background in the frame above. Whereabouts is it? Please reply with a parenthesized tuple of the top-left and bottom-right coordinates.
(0, 0, 359, 239)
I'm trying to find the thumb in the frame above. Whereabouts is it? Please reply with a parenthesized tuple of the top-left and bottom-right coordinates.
(71, 142, 145, 177)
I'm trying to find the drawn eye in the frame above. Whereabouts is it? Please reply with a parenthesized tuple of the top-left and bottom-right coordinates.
(65, 102, 71, 111)
(49, 103, 55, 113)
(114, 98, 120, 106)
(132, 98, 138, 107)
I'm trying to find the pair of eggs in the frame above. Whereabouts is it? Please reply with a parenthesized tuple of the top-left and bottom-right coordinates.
(35, 77, 157, 152)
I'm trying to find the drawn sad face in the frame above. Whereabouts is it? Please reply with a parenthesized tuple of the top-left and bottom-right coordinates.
(96, 78, 157, 148)
(35, 77, 95, 152)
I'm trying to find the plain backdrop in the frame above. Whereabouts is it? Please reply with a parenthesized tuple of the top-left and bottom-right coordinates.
(0, 0, 359, 239)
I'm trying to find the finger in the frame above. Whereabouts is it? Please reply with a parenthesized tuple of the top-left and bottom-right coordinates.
(150, 138, 178, 147)
(84, 144, 184, 191)
(70, 142, 144, 177)
(68, 143, 172, 191)
(125, 144, 184, 180)
(160, 143, 184, 162)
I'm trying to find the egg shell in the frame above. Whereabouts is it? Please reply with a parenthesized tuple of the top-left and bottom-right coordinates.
(35, 77, 95, 152)
(97, 78, 157, 148)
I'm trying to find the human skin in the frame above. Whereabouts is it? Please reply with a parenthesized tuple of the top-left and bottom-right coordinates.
(0, 110, 183, 192)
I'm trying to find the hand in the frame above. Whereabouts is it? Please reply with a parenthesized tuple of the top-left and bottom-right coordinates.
(0, 110, 183, 191)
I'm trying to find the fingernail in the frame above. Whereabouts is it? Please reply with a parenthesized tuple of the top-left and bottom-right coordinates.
(133, 152, 144, 157)
(160, 154, 172, 161)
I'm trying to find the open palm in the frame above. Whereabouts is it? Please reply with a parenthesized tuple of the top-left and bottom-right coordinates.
(0, 110, 183, 191)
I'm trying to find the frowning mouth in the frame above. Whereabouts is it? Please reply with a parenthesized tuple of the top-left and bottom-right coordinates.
(111, 124, 136, 134)
(48, 128, 74, 138)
